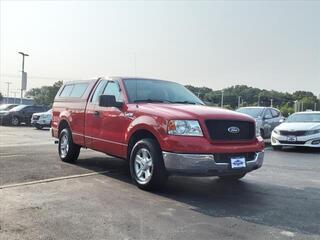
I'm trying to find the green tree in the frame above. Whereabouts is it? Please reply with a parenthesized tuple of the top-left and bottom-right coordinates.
(25, 81, 63, 107)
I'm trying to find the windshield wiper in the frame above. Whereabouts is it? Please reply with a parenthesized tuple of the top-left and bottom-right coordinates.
(134, 99, 170, 103)
(172, 101, 202, 105)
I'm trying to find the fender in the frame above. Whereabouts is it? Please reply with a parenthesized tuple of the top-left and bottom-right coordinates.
(126, 115, 167, 149)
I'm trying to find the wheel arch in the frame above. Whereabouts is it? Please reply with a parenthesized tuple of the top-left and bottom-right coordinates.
(127, 129, 161, 160)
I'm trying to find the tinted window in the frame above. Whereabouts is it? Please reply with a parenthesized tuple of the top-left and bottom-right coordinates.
(91, 80, 107, 104)
(10, 105, 28, 111)
(237, 108, 264, 118)
(60, 85, 74, 97)
(287, 113, 320, 122)
(70, 83, 89, 98)
(271, 109, 280, 118)
(264, 109, 272, 118)
(102, 82, 122, 102)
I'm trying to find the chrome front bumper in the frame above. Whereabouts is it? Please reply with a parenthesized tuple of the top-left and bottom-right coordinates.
(162, 151, 264, 176)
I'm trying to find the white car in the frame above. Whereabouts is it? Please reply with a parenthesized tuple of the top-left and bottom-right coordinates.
(271, 111, 320, 149)
(31, 109, 52, 129)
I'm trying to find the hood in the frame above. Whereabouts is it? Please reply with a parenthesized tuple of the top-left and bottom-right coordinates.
(137, 104, 254, 122)
(275, 122, 320, 131)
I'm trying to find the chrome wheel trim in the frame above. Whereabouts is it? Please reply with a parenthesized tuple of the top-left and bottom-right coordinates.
(134, 148, 153, 184)
(60, 134, 69, 158)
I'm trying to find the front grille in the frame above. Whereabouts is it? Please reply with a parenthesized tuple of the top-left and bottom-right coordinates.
(280, 130, 306, 136)
(33, 115, 40, 120)
(279, 140, 306, 144)
(205, 120, 255, 141)
(214, 152, 256, 164)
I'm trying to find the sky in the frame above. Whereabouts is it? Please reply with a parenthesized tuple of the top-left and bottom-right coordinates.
(0, 0, 319, 97)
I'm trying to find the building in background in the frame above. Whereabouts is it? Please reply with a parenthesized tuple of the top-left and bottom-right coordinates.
(0, 97, 34, 105)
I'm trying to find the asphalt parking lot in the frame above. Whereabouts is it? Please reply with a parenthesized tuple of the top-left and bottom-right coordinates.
(0, 126, 319, 240)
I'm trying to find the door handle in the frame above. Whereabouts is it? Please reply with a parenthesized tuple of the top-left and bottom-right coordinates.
(93, 111, 100, 116)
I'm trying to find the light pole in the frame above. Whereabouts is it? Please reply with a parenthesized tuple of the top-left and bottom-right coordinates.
(18, 51, 29, 104)
(258, 93, 261, 106)
(221, 90, 224, 108)
(238, 96, 241, 109)
(4, 82, 12, 103)
(270, 99, 273, 108)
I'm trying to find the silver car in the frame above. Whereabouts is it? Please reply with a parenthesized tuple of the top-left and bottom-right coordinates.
(236, 107, 285, 138)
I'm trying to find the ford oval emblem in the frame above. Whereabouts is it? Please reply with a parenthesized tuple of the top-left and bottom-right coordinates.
(228, 126, 240, 134)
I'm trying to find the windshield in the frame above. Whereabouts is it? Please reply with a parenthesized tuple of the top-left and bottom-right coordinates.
(286, 113, 320, 122)
(123, 79, 204, 105)
(237, 108, 264, 118)
(0, 104, 17, 111)
(9, 105, 28, 112)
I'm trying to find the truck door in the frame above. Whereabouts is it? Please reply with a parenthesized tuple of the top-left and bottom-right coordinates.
(84, 80, 108, 148)
(85, 80, 127, 158)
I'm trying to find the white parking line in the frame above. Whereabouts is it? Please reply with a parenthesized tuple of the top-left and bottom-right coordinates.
(0, 171, 111, 190)
(0, 142, 53, 148)
(0, 154, 26, 158)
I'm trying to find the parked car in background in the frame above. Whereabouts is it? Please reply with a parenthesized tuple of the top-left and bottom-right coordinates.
(52, 77, 264, 191)
(0, 104, 19, 111)
(31, 109, 52, 129)
(0, 105, 47, 126)
(0, 104, 19, 124)
(271, 111, 320, 150)
(236, 107, 284, 138)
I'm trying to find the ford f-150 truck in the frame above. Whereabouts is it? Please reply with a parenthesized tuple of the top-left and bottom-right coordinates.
(52, 77, 264, 190)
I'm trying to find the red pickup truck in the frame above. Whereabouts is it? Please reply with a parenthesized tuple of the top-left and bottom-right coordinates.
(52, 77, 264, 190)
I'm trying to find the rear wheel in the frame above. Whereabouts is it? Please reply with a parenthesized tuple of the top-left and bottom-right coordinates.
(219, 173, 246, 181)
(11, 116, 20, 126)
(130, 138, 168, 191)
(35, 125, 43, 130)
(58, 128, 80, 163)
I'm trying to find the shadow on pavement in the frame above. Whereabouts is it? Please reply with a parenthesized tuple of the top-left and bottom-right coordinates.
(279, 146, 320, 154)
(74, 155, 320, 236)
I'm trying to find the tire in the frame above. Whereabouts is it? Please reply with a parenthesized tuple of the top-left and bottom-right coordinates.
(35, 125, 43, 130)
(272, 146, 282, 151)
(58, 128, 81, 163)
(11, 116, 20, 126)
(219, 173, 246, 181)
(130, 138, 168, 191)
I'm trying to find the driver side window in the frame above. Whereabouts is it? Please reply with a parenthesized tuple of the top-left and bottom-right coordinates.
(91, 80, 107, 104)
(102, 81, 123, 102)
(264, 109, 272, 119)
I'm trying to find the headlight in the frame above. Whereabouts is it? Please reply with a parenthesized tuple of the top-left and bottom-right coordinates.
(306, 129, 320, 135)
(167, 120, 203, 136)
(273, 129, 280, 135)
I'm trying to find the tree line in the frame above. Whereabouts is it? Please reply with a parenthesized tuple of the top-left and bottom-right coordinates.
(185, 84, 319, 116)
(1, 81, 318, 117)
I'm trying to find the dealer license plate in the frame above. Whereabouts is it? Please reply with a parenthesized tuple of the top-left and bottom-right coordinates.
(231, 157, 246, 169)
(287, 136, 297, 142)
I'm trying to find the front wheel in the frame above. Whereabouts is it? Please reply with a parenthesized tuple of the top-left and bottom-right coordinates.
(219, 173, 246, 181)
(130, 138, 168, 191)
(272, 146, 282, 151)
(58, 128, 81, 163)
(11, 116, 20, 126)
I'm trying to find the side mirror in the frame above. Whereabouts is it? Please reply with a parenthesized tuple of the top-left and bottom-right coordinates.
(279, 118, 285, 123)
(99, 95, 123, 108)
